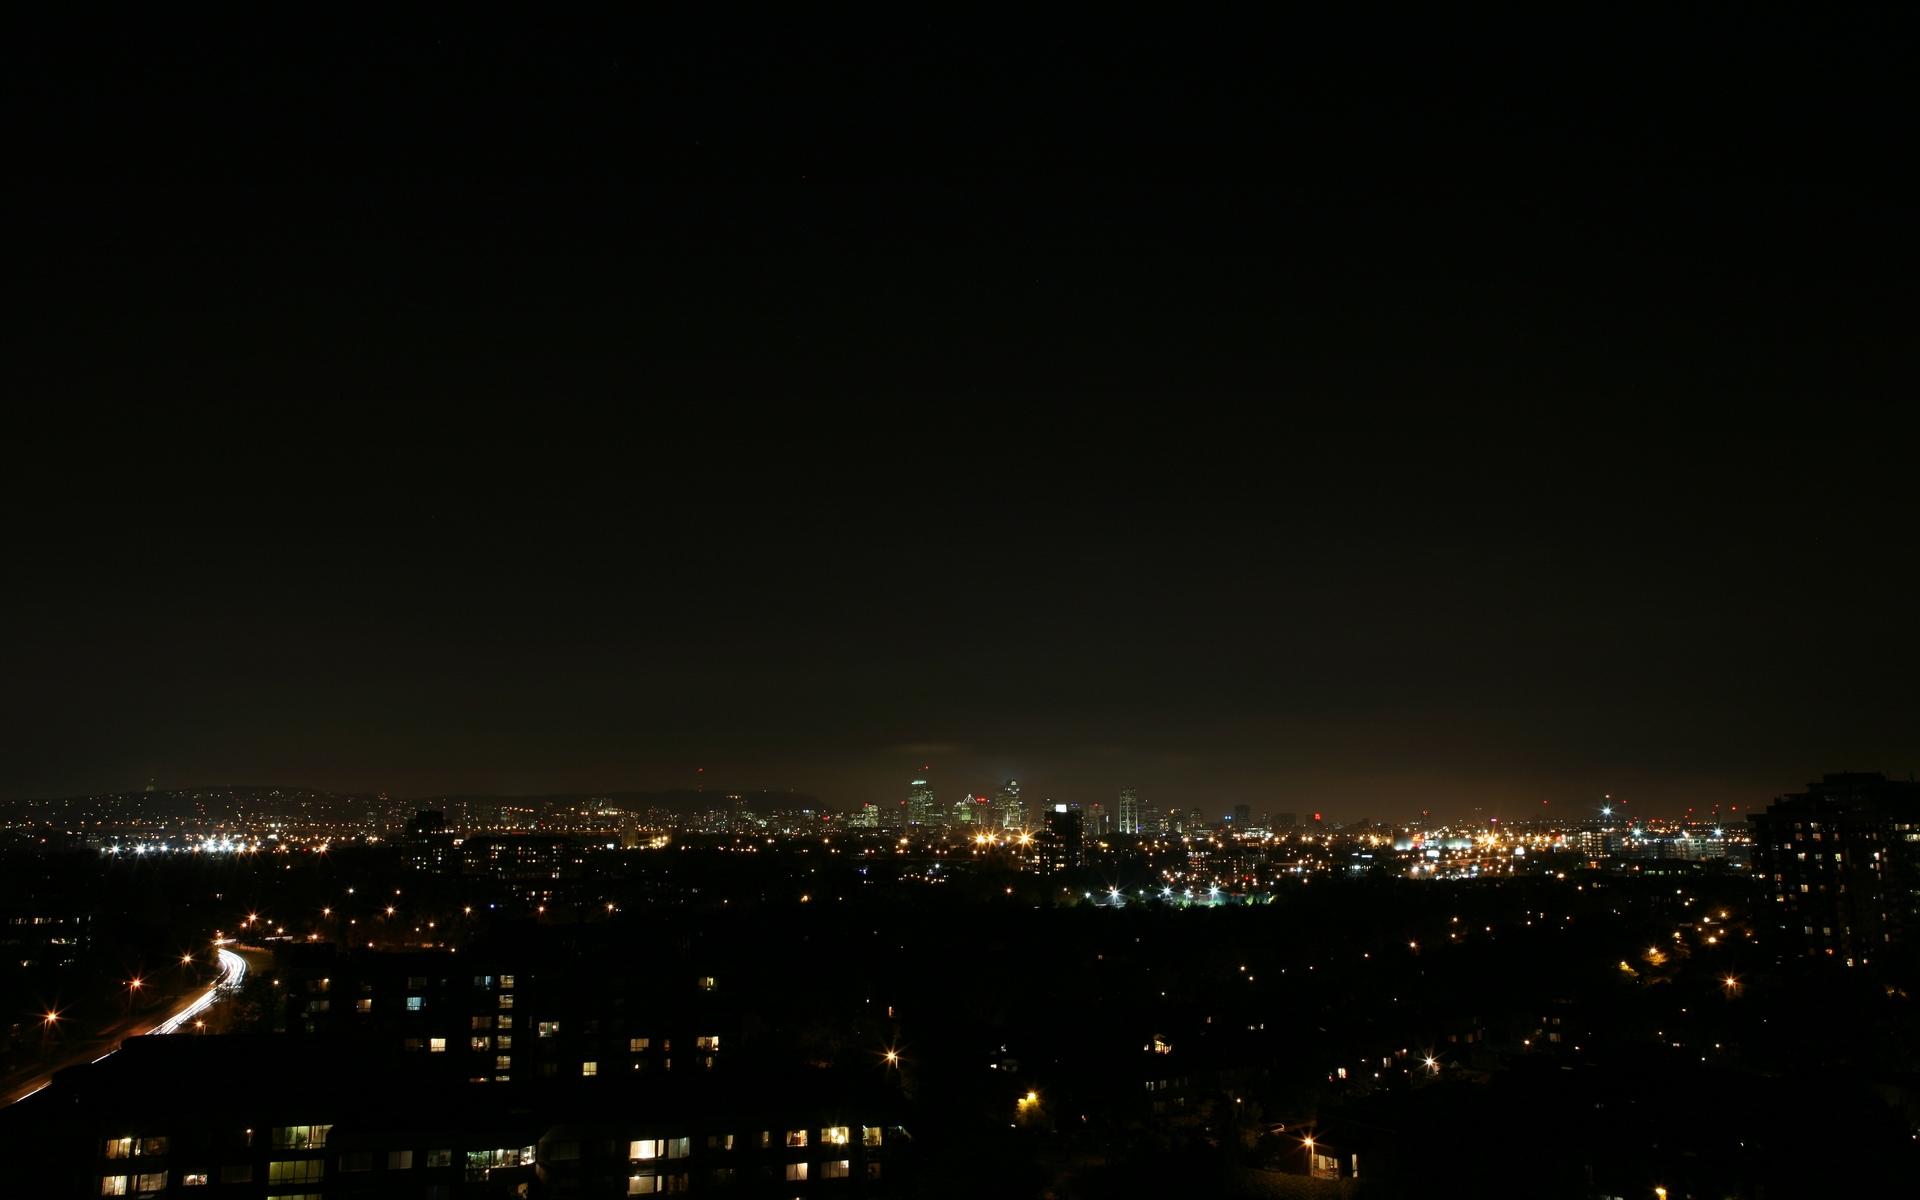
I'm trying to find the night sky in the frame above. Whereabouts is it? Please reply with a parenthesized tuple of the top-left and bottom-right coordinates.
(6, 11, 1913, 819)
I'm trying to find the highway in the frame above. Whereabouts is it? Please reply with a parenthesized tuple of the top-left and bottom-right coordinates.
(1, 946, 251, 1106)
(149, 947, 248, 1034)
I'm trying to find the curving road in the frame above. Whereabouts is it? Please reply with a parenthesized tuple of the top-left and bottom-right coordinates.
(1, 946, 253, 1106)
(149, 948, 248, 1035)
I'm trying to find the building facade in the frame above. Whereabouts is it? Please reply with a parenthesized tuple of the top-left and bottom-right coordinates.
(1749, 772, 1920, 966)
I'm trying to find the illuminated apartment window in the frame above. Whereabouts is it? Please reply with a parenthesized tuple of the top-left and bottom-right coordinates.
(497, 1015, 513, 1030)
(425, 1150, 452, 1168)
(706, 1134, 734, 1151)
(474, 975, 494, 988)
(698, 976, 716, 991)
(273, 1126, 333, 1150)
(632, 1139, 663, 1160)
(499, 994, 514, 1009)
(181, 1172, 208, 1186)
(268, 1159, 325, 1184)
(496, 1055, 512, 1071)
(630, 1037, 650, 1052)
(582, 1061, 599, 1076)
(104, 1138, 133, 1160)
(786, 1163, 809, 1181)
(471, 1036, 490, 1051)
(756, 1132, 771, 1150)
(823, 1159, 851, 1179)
(786, 1130, 808, 1148)
(355, 998, 372, 1013)
(496, 1035, 512, 1049)
(471, 1015, 493, 1030)
(823, 1126, 849, 1147)
(628, 1176, 689, 1195)
(500, 974, 516, 987)
(695, 1035, 720, 1050)
(539, 1021, 560, 1038)
(99, 1177, 128, 1196)
(862, 1126, 883, 1147)
(388, 1150, 414, 1169)
(407, 996, 424, 1011)
(667, 1137, 690, 1159)
(429, 1038, 447, 1053)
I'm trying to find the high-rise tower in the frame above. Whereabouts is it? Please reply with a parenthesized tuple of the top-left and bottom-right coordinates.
(907, 778, 937, 828)
(994, 780, 1026, 830)
(1118, 787, 1142, 835)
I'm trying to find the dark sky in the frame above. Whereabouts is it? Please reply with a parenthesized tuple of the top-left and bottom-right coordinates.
(5, 11, 1914, 819)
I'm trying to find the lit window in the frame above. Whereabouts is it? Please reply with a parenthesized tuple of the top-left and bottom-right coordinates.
(429, 1038, 447, 1053)
(100, 1177, 128, 1196)
(667, 1137, 689, 1159)
(786, 1162, 809, 1181)
(496, 1035, 512, 1049)
(632, 1139, 663, 1160)
(465, 1148, 535, 1182)
(706, 1134, 734, 1151)
(181, 1175, 208, 1187)
(823, 1126, 849, 1146)
(500, 974, 515, 987)
(268, 1159, 325, 1183)
(388, 1150, 413, 1169)
(426, 1149, 452, 1168)
(273, 1126, 333, 1150)
(698, 976, 716, 991)
(105, 1139, 133, 1160)
(497, 1015, 513, 1029)
(695, 1035, 720, 1051)
(498, 994, 514, 1009)
(630, 1177, 688, 1195)
(471, 1016, 493, 1030)
(862, 1126, 882, 1147)
(407, 996, 424, 1011)
(630, 1038, 650, 1052)
(496, 1055, 512, 1071)
(355, 998, 372, 1013)
(472, 1036, 490, 1051)
(823, 1159, 851, 1179)
(582, 1061, 598, 1076)
(786, 1130, 808, 1148)
(539, 1021, 560, 1038)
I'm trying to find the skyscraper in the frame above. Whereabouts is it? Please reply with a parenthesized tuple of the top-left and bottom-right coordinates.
(1118, 787, 1142, 835)
(994, 780, 1025, 830)
(907, 778, 937, 828)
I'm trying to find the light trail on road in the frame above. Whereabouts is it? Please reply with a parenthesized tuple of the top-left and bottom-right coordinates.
(149, 948, 247, 1035)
